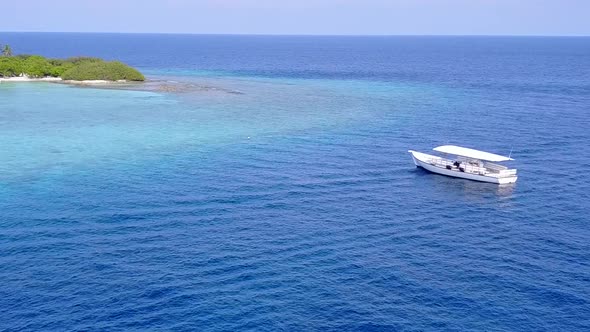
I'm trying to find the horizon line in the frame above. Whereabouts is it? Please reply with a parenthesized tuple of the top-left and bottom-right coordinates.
(2, 31, 589, 38)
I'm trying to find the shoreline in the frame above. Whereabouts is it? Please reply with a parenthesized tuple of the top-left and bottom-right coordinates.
(0, 75, 243, 95)
(0, 76, 131, 85)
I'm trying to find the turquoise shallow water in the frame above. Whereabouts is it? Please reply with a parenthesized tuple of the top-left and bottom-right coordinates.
(1, 34, 589, 331)
(0, 77, 407, 181)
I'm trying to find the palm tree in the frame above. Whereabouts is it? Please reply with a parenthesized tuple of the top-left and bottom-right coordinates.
(2, 44, 13, 57)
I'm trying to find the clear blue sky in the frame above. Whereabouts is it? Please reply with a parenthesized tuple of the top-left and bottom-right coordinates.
(2, 0, 589, 36)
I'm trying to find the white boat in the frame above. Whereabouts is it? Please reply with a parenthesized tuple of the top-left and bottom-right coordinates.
(408, 145, 517, 184)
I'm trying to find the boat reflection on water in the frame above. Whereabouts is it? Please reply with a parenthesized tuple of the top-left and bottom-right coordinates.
(451, 177, 516, 198)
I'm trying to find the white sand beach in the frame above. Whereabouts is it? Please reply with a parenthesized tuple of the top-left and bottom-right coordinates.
(61, 79, 127, 85)
(0, 76, 63, 83)
(0, 76, 130, 85)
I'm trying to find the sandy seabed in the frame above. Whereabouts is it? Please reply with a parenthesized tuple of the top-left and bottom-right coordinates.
(0, 76, 242, 95)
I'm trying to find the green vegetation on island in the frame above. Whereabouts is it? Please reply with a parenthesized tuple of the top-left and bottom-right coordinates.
(0, 43, 144, 81)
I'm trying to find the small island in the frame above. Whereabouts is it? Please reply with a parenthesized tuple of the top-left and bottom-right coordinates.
(0, 43, 144, 83)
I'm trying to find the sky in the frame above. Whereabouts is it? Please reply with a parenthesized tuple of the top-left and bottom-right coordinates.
(1, 0, 589, 36)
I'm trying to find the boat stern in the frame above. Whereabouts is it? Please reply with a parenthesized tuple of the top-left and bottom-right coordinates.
(497, 175, 518, 184)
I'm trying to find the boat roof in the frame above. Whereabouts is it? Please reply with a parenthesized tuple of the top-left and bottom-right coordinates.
(433, 145, 513, 162)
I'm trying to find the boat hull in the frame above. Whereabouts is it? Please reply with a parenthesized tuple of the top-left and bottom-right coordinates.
(409, 151, 517, 184)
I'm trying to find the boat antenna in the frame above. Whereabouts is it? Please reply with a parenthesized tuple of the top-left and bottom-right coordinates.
(508, 146, 513, 159)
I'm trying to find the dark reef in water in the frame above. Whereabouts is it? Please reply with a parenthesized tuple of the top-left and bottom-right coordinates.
(72, 78, 244, 95)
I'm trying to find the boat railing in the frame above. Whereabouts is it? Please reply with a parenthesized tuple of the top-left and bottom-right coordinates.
(484, 162, 516, 177)
(497, 169, 517, 177)
(428, 157, 487, 175)
(484, 162, 508, 171)
(428, 157, 451, 168)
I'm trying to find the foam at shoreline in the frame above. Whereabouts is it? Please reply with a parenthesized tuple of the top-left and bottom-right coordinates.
(0, 76, 131, 84)
(0, 76, 63, 82)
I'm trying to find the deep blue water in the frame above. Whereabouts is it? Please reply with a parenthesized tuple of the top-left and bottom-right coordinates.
(1, 33, 589, 331)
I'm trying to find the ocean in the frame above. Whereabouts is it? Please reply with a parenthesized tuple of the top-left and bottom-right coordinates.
(0, 33, 589, 331)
